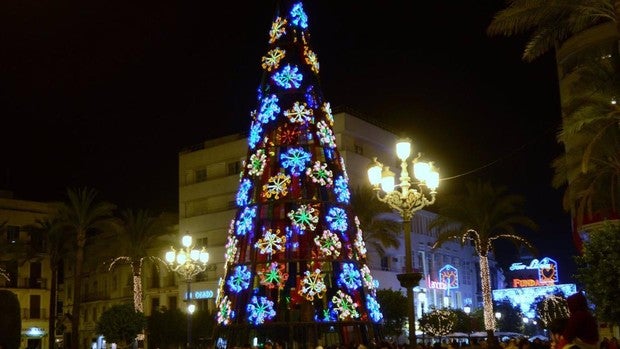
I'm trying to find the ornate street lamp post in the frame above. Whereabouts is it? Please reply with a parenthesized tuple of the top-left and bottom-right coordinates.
(464, 305, 472, 343)
(165, 234, 209, 349)
(367, 138, 439, 349)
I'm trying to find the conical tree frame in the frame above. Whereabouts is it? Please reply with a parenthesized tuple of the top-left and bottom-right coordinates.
(213, 2, 384, 348)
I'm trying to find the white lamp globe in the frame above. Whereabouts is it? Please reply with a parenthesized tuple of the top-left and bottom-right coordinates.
(182, 235, 192, 248)
(396, 139, 411, 161)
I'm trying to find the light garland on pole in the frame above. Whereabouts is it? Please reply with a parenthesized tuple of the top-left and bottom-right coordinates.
(367, 138, 439, 349)
(165, 234, 209, 349)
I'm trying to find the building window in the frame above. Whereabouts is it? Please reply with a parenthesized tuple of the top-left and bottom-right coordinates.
(151, 297, 160, 314)
(57, 300, 63, 317)
(354, 144, 364, 155)
(197, 237, 208, 247)
(168, 296, 177, 310)
(380, 256, 389, 271)
(6, 226, 19, 243)
(195, 168, 207, 183)
(30, 295, 41, 319)
(417, 251, 426, 273)
(227, 161, 242, 175)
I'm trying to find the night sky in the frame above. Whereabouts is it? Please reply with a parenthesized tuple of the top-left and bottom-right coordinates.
(1, 1, 578, 281)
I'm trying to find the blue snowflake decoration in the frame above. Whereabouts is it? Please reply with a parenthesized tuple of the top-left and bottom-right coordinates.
(248, 121, 262, 149)
(315, 305, 337, 322)
(227, 265, 251, 293)
(236, 206, 257, 236)
(305, 85, 319, 109)
(246, 295, 276, 325)
(326, 207, 348, 232)
(366, 294, 384, 323)
(338, 262, 362, 291)
(290, 2, 308, 29)
(280, 147, 311, 176)
(324, 148, 335, 160)
(272, 65, 303, 89)
(334, 176, 350, 203)
(258, 95, 281, 124)
(236, 178, 252, 207)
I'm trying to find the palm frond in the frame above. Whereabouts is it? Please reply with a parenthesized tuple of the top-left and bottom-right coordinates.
(488, 0, 614, 62)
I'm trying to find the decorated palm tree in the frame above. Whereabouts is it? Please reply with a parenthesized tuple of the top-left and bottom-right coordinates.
(108, 209, 177, 312)
(428, 181, 537, 346)
(56, 187, 115, 349)
(213, 1, 383, 347)
(487, 1, 620, 62)
(551, 52, 620, 228)
(488, 1, 620, 253)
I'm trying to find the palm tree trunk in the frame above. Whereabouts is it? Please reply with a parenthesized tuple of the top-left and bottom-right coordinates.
(479, 255, 498, 347)
(131, 261, 145, 346)
(49, 265, 58, 349)
(132, 260, 143, 312)
(71, 232, 86, 349)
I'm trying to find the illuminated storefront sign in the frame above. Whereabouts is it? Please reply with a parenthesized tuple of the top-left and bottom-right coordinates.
(512, 278, 551, 287)
(22, 327, 46, 338)
(508, 257, 558, 287)
(439, 264, 459, 289)
(426, 264, 459, 290)
(185, 289, 215, 300)
(426, 275, 448, 289)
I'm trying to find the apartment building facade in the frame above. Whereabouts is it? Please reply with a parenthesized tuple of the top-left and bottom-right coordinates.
(0, 192, 60, 349)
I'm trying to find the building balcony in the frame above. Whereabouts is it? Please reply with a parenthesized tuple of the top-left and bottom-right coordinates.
(21, 308, 48, 320)
(0, 277, 48, 289)
(82, 291, 110, 302)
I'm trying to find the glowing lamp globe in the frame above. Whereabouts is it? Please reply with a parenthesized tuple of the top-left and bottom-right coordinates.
(380, 167, 395, 193)
(427, 171, 439, 190)
(200, 251, 209, 264)
(396, 139, 411, 160)
(176, 253, 187, 265)
(165, 251, 176, 264)
(190, 249, 200, 261)
(367, 164, 382, 186)
(414, 162, 431, 181)
(182, 235, 192, 248)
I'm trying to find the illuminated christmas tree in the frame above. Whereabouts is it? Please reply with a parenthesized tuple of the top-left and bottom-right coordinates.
(213, 1, 383, 347)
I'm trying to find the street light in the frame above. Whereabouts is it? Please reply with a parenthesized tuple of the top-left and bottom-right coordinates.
(367, 138, 439, 349)
(464, 306, 472, 343)
(165, 234, 209, 349)
(495, 312, 502, 331)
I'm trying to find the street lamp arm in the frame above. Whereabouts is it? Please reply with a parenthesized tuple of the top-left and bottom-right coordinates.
(167, 261, 208, 281)
(374, 189, 436, 221)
